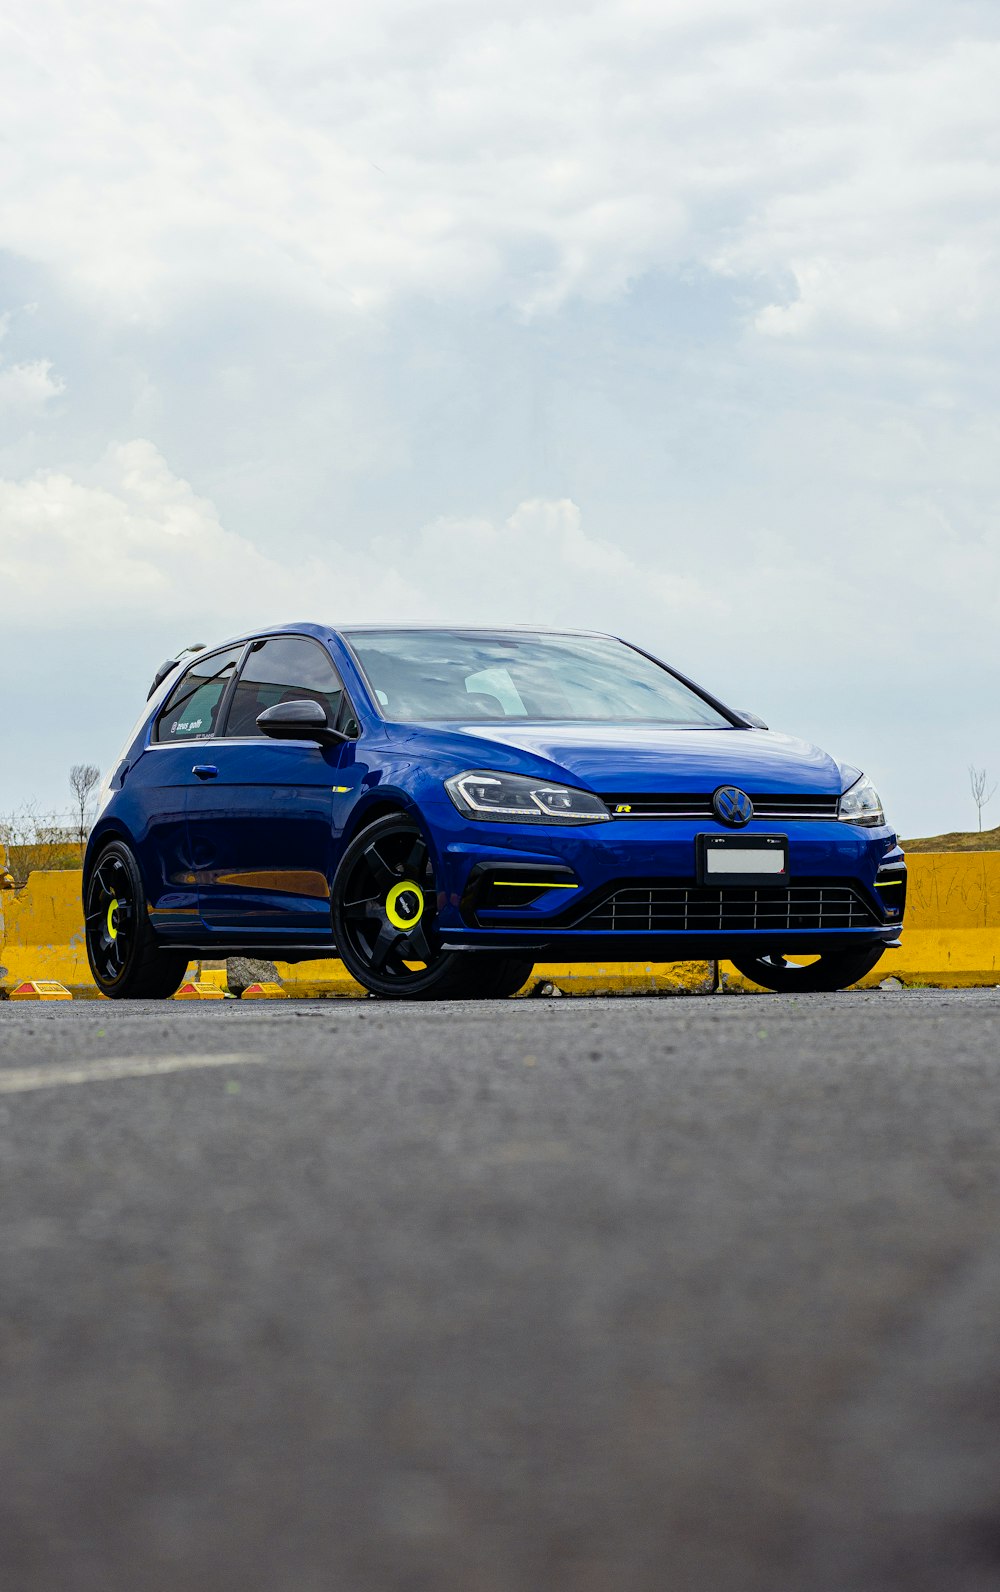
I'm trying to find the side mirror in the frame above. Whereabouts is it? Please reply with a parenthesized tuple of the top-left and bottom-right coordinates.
(256, 700, 348, 746)
(738, 710, 769, 730)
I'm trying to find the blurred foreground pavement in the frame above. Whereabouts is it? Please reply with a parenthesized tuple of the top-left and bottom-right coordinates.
(2, 989, 999, 1592)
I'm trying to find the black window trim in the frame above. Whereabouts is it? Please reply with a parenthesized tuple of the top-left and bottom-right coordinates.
(218, 630, 359, 741)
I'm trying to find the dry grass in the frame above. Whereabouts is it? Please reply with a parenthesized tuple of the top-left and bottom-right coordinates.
(901, 825, 1000, 853)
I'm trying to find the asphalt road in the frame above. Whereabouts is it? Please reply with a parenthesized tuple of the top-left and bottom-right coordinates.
(2, 988, 999, 1592)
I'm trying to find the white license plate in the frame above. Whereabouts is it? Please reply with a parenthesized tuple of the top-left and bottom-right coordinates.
(697, 834, 789, 886)
(705, 848, 786, 876)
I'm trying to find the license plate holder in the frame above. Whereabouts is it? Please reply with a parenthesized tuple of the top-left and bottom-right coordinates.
(697, 833, 789, 887)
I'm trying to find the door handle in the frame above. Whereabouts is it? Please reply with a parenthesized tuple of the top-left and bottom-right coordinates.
(192, 764, 219, 779)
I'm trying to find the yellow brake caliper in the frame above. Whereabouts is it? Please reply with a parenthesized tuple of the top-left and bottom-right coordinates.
(106, 898, 119, 940)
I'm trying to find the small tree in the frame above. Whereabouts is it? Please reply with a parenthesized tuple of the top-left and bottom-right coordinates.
(969, 765, 997, 833)
(69, 763, 101, 848)
(0, 803, 68, 888)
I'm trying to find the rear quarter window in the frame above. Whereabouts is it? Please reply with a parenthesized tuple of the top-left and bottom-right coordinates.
(153, 647, 242, 742)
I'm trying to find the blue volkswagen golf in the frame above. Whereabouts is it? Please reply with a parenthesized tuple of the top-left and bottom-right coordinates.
(84, 624, 905, 999)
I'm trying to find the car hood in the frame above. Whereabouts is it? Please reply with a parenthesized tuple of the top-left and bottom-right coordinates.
(400, 722, 847, 795)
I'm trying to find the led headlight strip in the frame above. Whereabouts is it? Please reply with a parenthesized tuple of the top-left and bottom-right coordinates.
(445, 770, 610, 825)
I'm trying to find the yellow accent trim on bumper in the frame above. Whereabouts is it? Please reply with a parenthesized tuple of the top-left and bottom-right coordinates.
(493, 880, 579, 890)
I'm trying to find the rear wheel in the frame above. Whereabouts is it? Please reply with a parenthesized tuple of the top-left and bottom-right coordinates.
(85, 841, 189, 999)
(332, 814, 533, 1000)
(728, 944, 886, 993)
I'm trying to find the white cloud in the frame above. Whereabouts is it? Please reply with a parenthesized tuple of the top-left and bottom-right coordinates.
(0, 446, 714, 638)
(377, 497, 716, 630)
(0, 441, 415, 628)
(4, 436, 996, 677)
(0, 357, 64, 413)
(0, 315, 65, 415)
(2, 1, 998, 344)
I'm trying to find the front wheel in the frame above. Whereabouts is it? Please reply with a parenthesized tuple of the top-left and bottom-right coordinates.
(332, 814, 533, 1000)
(728, 944, 887, 993)
(84, 841, 190, 999)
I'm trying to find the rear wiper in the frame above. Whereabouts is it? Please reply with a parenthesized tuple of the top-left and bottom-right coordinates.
(147, 642, 208, 700)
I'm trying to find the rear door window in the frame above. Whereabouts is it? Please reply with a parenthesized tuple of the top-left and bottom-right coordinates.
(224, 635, 346, 737)
(154, 647, 243, 742)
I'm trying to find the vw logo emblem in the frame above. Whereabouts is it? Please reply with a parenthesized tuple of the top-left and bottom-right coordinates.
(713, 786, 754, 827)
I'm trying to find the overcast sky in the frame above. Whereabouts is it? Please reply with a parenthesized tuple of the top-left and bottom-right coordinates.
(2, 0, 998, 836)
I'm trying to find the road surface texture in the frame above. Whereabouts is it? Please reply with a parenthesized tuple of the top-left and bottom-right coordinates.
(1, 988, 999, 1592)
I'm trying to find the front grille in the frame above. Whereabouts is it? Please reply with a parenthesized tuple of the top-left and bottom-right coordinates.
(603, 793, 840, 820)
(580, 884, 877, 933)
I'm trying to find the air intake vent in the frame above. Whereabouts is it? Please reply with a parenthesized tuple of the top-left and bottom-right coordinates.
(581, 884, 877, 933)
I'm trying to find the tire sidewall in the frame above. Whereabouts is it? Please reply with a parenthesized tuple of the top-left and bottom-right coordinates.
(331, 814, 466, 998)
(729, 945, 886, 993)
(85, 840, 145, 995)
(86, 840, 187, 1000)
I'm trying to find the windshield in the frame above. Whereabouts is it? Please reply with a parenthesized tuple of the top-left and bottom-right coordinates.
(346, 630, 730, 726)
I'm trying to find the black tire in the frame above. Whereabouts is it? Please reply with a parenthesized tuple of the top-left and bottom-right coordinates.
(332, 813, 533, 1001)
(729, 944, 886, 993)
(84, 841, 189, 999)
(460, 956, 536, 999)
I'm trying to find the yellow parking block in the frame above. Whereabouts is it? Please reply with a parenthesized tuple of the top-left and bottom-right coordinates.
(174, 980, 226, 1001)
(239, 982, 287, 999)
(9, 980, 72, 1001)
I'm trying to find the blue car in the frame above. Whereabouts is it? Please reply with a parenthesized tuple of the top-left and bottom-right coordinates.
(84, 624, 905, 999)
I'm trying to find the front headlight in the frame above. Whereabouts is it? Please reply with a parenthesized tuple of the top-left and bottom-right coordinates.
(838, 773, 885, 827)
(445, 769, 610, 825)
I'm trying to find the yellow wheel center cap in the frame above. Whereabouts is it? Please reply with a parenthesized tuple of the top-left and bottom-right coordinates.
(107, 898, 119, 940)
(385, 880, 424, 931)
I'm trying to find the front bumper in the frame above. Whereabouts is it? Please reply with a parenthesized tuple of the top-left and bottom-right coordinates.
(423, 796, 905, 959)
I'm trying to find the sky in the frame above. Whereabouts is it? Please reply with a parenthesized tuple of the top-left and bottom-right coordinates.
(1, 0, 998, 838)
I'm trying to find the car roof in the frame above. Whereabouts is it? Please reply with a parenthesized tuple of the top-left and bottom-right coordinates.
(338, 624, 613, 636)
(195, 622, 619, 653)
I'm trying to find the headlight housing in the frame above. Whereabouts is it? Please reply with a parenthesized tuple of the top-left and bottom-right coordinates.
(838, 773, 885, 827)
(445, 769, 610, 825)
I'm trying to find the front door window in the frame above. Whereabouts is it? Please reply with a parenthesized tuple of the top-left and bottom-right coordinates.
(224, 636, 344, 738)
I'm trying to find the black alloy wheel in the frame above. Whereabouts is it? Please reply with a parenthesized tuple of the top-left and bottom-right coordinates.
(728, 944, 887, 993)
(84, 841, 189, 999)
(332, 813, 534, 1000)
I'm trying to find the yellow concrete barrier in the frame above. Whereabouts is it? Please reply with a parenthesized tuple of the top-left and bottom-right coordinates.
(0, 869, 96, 996)
(0, 866, 198, 999)
(273, 958, 365, 998)
(275, 957, 712, 997)
(721, 851, 1000, 990)
(529, 960, 712, 995)
(1, 854, 998, 998)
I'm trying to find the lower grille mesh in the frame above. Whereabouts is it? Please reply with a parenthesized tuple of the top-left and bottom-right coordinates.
(581, 884, 877, 933)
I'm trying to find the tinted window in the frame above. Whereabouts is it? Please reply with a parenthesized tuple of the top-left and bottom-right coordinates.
(154, 647, 243, 742)
(225, 635, 345, 737)
(347, 630, 729, 726)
